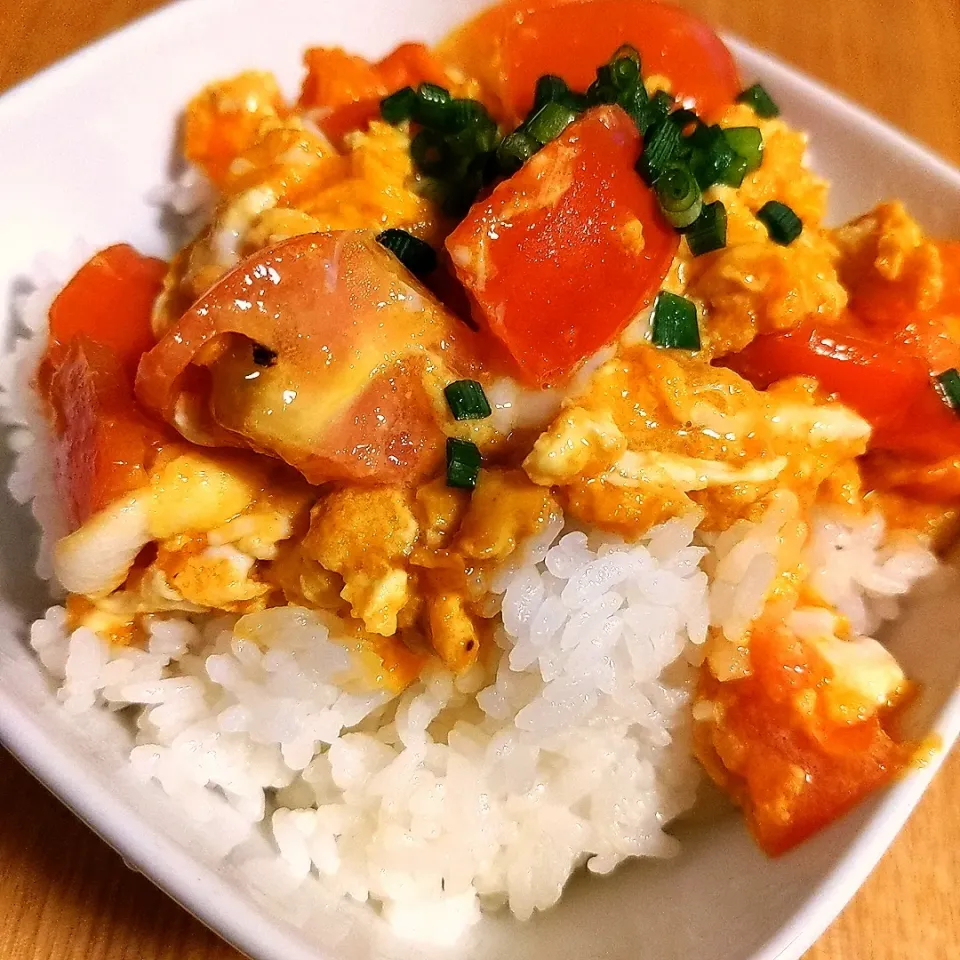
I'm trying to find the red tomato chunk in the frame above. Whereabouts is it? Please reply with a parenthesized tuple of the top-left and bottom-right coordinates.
(726, 325, 960, 462)
(300, 43, 451, 145)
(497, 0, 740, 123)
(40, 339, 171, 529)
(38, 246, 171, 527)
(445, 106, 679, 387)
(440, 0, 740, 126)
(696, 628, 908, 856)
(47, 244, 166, 375)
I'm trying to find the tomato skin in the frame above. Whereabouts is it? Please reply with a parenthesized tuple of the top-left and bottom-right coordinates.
(445, 106, 679, 387)
(47, 244, 166, 374)
(299, 48, 384, 113)
(136, 232, 479, 486)
(439, 0, 739, 124)
(300, 42, 450, 145)
(40, 338, 170, 528)
(36, 246, 171, 527)
(375, 42, 450, 91)
(726, 326, 924, 426)
(725, 325, 960, 461)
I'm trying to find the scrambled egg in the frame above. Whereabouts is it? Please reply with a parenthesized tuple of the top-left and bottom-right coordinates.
(183, 71, 288, 188)
(833, 201, 944, 312)
(58, 77, 892, 689)
(269, 469, 560, 674)
(302, 487, 420, 637)
(524, 346, 870, 535)
(809, 631, 907, 724)
(157, 104, 441, 332)
(54, 451, 561, 677)
(678, 105, 847, 357)
(57, 449, 313, 643)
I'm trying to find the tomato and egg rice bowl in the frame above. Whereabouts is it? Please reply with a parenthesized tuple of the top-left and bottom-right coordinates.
(1, 0, 958, 943)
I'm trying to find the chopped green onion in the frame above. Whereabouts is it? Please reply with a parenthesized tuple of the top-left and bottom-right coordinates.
(649, 90, 674, 119)
(736, 83, 780, 119)
(685, 201, 728, 257)
(684, 120, 711, 150)
(608, 54, 641, 91)
(446, 98, 494, 132)
(252, 343, 277, 367)
(937, 369, 960, 411)
(612, 56, 640, 88)
(413, 82, 454, 130)
(689, 124, 736, 189)
(472, 149, 501, 186)
(419, 177, 476, 218)
(670, 109, 699, 131)
(637, 115, 686, 183)
(418, 82, 451, 102)
(525, 101, 579, 145)
(375, 229, 438, 278)
(445, 380, 492, 421)
(533, 74, 569, 109)
(626, 89, 673, 136)
(586, 76, 618, 106)
(650, 292, 700, 350)
(655, 165, 703, 229)
(723, 126, 764, 172)
(450, 153, 495, 208)
(719, 154, 749, 188)
(589, 49, 642, 107)
(404, 92, 500, 211)
(446, 437, 482, 489)
(691, 119, 727, 151)
(757, 200, 803, 245)
(612, 43, 641, 66)
(617, 82, 650, 130)
(446, 106, 500, 156)
(559, 90, 590, 113)
(380, 86, 418, 125)
(496, 129, 539, 175)
(405, 85, 500, 194)
(690, 125, 761, 189)
(410, 128, 453, 175)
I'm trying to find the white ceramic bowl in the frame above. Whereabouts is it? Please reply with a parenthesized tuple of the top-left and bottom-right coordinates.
(1, 3, 959, 959)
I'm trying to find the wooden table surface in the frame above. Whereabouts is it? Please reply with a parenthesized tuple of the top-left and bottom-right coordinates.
(1, 1, 959, 958)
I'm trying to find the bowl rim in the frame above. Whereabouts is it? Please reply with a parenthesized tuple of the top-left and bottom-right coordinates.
(0, 4, 958, 960)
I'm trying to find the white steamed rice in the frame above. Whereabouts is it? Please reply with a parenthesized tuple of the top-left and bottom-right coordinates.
(0, 194, 940, 941)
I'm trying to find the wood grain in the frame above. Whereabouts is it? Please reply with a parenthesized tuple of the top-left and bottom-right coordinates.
(0, 1, 958, 958)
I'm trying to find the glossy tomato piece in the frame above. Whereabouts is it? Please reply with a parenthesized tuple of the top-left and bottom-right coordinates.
(376, 42, 450, 91)
(848, 240, 960, 376)
(874, 383, 960, 461)
(697, 628, 908, 856)
(47, 245, 166, 375)
(727, 326, 927, 427)
(725, 325, 960, 461)
(136, 232, 480, 486)
(40, 338, 171, 528)
(445, 106, 678, 387)
(301, 43, 450, 145)
(299, 48, 385, 112)
(439, 0, 739, 124)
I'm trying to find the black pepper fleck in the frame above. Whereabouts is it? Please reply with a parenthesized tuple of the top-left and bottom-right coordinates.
(252, 343, 278, 367)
